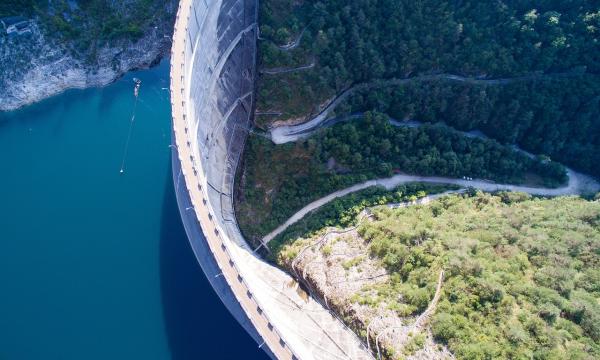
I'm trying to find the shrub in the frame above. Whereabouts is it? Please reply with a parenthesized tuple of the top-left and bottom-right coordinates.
(538, 303, 561, 324)
(432, 313, 462, 343)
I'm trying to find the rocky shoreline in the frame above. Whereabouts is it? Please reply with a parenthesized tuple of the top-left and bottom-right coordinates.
(0, 13, 173, 112)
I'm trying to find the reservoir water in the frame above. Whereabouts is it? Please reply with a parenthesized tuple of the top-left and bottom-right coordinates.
(0, 61, 267, 360)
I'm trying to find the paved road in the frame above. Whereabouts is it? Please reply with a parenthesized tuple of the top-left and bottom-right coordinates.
(262, 170, 599, 244)
(262, 103, 600, 245)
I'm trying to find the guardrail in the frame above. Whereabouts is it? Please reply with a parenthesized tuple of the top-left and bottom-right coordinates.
(169, 1, 297, 359)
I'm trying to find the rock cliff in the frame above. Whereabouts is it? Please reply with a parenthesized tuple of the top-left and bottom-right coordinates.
(0, 1, 176, 111)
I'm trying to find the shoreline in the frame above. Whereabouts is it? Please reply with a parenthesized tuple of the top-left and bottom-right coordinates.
(9, 57, 167, 112)
(0, 51, 169, 112)
(0, 19, 173, 112)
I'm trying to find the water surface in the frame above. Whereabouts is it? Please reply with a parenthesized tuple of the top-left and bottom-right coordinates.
(0, 61, 267, 359)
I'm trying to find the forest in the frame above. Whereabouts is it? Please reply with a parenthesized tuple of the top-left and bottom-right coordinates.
(235, 112, 566, 244)
(338, 76, 600, 179)
(276, 192, 600, 359)
(260, 0, 600, 79)
(256, 0, 600, 178)
(253, 2, 600, 356)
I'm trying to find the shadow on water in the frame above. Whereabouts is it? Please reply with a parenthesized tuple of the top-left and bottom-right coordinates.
(97, 85, 125, 117)
(159, 167, 269, 360)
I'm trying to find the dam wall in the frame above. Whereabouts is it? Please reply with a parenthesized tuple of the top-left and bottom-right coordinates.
(170, 0, 374, 358)
(184, 0, 256, 230)
(171, 140, 276, 359)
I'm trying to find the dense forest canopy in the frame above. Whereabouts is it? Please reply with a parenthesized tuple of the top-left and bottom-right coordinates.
(276, 192, 600, 359)
(260, 0, 600, 78)
(256, 0, 600, 178)
(0, 0, 36, 17)
(339, 76, 600, 178)
(319, 112, 567, 185)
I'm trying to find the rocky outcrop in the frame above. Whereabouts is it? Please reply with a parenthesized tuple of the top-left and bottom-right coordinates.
(279, 224, 453, 360)
(0, 10, 174, 111)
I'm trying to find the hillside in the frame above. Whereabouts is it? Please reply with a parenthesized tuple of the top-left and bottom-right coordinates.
(242, 8, 600, 359)
(235, 112, 568, 244)
(254, 0, 600, 178)
(276, 192, 600, 359)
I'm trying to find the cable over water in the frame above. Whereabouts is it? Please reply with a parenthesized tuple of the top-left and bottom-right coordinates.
(119, 78, 142, 174)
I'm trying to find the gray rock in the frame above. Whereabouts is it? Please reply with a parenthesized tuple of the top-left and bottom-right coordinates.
(0, 3, 176, 111)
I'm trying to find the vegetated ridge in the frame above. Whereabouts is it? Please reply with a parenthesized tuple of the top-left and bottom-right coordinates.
(275, 191, 600, 359)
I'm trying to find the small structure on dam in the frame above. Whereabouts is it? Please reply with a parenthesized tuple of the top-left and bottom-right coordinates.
(170, 0, 374, 359)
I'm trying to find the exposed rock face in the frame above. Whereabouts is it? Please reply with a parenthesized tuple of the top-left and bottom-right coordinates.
(279, 225, 453, 360)
(0, 5, 175, 111)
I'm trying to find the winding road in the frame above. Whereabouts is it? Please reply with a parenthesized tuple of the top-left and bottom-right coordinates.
(260, 86, 600, 246)
(262, 170, 599, 245)
(262, 110, 600, 246)
(270, 72, 583, 144)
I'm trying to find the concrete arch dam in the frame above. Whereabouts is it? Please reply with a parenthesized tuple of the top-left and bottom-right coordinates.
(169, 0, 373, 359)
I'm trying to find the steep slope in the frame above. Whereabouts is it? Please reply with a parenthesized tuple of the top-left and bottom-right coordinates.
(254, 0, 600, 177)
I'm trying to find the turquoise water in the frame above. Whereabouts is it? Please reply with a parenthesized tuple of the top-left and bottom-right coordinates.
(0, 61, 266, 359)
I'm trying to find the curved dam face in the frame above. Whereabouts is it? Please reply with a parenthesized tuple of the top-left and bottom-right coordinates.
(170, 0, 374, 359)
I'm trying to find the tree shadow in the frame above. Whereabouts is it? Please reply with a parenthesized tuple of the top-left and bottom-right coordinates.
(159, 169, 269, 359)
